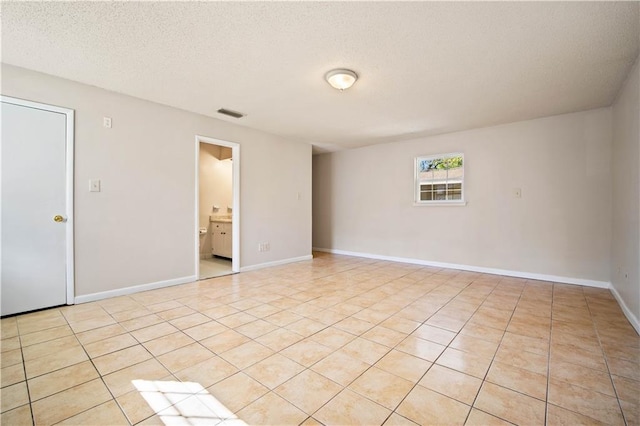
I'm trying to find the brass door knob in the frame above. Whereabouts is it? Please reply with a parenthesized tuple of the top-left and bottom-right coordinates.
(53, 215, 64, 223)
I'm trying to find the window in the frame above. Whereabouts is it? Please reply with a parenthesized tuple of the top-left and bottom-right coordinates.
(415, 153, 464, 204)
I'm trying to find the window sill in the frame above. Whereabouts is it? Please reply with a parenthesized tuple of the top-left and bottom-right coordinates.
(413, 201, 467, 207)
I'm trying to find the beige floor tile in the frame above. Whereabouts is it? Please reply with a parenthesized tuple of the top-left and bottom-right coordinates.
(311, 350, 370, 386)
(547, 378, 625, 424)
(75, 324, 128, 346)
(339, 337, 390, 365)
(32, 378, 112, 425)
(309, 326, 356, 349)
(0, 404, 32, 425)
(1, 319, 19, 339)
(169, 312, 211, 330)
(280, 339, 334, 367)
(620, 399, 638, 426)
(174, 356, 238, 389)
(333, 317, 376, 335)
(143, 331, 195, 357)
(284, 318, 327, 336)
(83, 333, 138, 358)
(549, 360, 616, 396)
(237, 391, 307, 425)
(219, 341, 274, 369)
(379, 315, 421, 334)
(22, 335, 81, 361)
(19, 325, 73, 347)
(110, 307, 152, 322)
(275, 369, 342, 414)
(244, 353, 305, 389)
(420, 364, 482, 405)
(116, 388, 173, 425)
(607, 355, 640, 381)
(435, 347, 492, 379)
(200, 329, 250, 353)
(425, 313, 467, 332)
(500, 331, 549, 356)
(17, 315, 68, 335)
(411, 323, 456, 345)
(612, 374, 639, 404)
(546, 403, 607, 426)
(24, 345, 88, 379)
(602, 341, 639, 361)
(383, 412, 419, 426)
(486, 360, 548, 400)
(68, 315, 117, 334)
(550, 342, 608, 372)
(374, 349, 432, 383)
(27, 360, 99, 401)
(362, 326, 408, 348)
(551, 329, 601, 354)
(396, 385, 470, 425)
(1, 348, 23, 368)
(200, 305, 240, 320)
(460, 322, 505, 343)
(396, 335, 446, 362)
(157, 343, 214, 374)
(234, 319, 279, 339)
(183, 320, 229, 341)
(207, 372, 270, 413)
(450, 333, 499, 358)
(216, 312, 258, 328)
(493, 345, 548, 376)
(465, 408, 512, 425)
(103, 358, 173, 397)
(93, 344, 152, 376)
(57, 400, 129, 425)
(1, 381, 29, 413)
(254, 328, 304, 352)
(349, 366, 414, 410)
(315, 388, 391, 426)
(300, 416, 326, 426)
(474, 382, 545, 425)
(156, 306, 196, 321)
(1, 363, 25, 388)
(264, 310, 304, 327)
(130, 322, 179, 343)
(120, 314, 164, 332)
(1, 337, 21, 353)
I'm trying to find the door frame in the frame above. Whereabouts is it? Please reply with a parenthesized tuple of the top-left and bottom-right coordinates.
(195, 135, 240, 276)
(1, 95, 75, 305)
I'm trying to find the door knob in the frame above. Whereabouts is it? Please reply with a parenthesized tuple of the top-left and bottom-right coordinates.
(53, 215, 64, 223)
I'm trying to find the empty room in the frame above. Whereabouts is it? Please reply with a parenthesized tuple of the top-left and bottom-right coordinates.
(1, 2, 638, 425)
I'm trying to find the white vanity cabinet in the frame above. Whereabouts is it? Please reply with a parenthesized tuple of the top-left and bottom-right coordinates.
(211, 220, 232, 258)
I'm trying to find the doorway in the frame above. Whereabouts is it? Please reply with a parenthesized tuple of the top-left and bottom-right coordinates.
(1, 96, 75, 316)
(196, 136, 240, 279)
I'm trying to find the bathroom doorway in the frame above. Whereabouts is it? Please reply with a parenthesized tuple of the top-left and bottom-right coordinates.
(195, 136, 240, 279)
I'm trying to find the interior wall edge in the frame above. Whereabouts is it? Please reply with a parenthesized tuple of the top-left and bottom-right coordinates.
(239, 254, 314, 273)
(73, 275, 197, 304)
(312, 247, 611, 289)
(610, 284, 640, 334)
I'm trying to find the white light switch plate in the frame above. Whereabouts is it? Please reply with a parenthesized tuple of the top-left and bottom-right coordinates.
(90, 179, 101, 192)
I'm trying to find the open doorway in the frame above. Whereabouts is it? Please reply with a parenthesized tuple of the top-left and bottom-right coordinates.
(196, 136, 240, 279)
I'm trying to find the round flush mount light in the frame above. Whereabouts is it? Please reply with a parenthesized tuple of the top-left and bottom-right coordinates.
(325, 68, 358, 91)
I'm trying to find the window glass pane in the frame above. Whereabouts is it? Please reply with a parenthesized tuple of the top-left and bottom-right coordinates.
(416, 154, 463, 203)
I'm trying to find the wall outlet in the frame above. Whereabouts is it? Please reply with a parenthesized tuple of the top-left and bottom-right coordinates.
(103, 117, 112, 128)
(258, 242, 270, 252)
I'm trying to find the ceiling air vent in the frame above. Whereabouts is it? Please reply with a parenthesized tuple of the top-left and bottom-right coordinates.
(217, 108, 245, 119)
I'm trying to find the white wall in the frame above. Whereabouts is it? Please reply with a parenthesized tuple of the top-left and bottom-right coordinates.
(2, 64, 312, 298)
(314, 108, 613, 284)
(198, 143, 233, 257)
(611, 57, 639, 330)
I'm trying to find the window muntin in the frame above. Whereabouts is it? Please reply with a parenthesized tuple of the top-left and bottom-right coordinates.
(415, 153, 464, 204)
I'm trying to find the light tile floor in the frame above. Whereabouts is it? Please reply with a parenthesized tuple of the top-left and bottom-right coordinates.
(1, 252, 638, 425)
(199, 257, 233, 280)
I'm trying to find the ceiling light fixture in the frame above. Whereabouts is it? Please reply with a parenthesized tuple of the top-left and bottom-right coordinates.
(325, 69, 358, 91)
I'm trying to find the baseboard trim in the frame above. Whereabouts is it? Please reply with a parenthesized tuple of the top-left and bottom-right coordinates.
(609, 285, 640, 334)
(313, 247, 610, 289)
(240, 255, 313, 273)
(74, 275, 197, 304)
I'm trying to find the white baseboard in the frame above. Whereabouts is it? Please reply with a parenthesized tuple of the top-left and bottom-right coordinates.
(312, 247, 610, 289)
(240, 255, 313, 273)
(74, 275, 197, 304)
(609, 285, 640, 334)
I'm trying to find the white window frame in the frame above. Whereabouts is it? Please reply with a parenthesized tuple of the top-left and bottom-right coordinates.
(414, 152, 466, 206)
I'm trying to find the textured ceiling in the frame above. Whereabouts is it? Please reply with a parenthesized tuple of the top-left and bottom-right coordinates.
(2, 2, 638, 152)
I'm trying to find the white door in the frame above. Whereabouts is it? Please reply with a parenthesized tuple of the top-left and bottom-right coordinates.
(1, 97, 74, 316)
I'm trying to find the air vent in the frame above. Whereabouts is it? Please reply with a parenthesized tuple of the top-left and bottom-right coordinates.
(217, 108, 245, 119)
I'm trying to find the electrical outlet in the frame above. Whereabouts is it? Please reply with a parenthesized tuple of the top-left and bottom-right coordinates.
(103, 117, 112, 128)
(258, 242, 271, 252)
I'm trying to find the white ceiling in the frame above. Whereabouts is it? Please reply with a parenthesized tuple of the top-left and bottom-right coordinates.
(2, 2, 638, 153)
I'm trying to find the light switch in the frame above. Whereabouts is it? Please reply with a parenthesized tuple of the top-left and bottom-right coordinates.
(90, 179, 101, 192)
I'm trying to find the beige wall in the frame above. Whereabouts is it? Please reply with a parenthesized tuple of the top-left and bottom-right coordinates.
(2, 64, 312, 298)
(198, 143, 233, 257)
(314, 108, 613, 283)
(611, 57, 639, 328)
